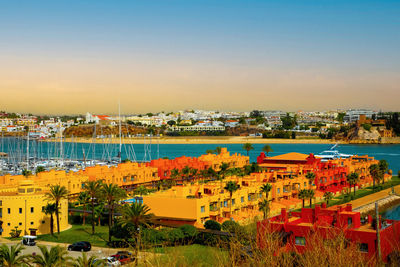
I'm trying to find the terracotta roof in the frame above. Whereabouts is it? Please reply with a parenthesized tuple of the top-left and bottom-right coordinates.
(266, 152, 309, 161)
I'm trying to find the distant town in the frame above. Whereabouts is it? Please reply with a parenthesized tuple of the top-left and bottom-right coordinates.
(1, 109, 399, 144)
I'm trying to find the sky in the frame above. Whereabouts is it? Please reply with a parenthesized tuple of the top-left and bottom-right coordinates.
(0, 0, 399, 115)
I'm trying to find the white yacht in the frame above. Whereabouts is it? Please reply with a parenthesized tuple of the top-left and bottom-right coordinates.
(316, 144, 353, 161)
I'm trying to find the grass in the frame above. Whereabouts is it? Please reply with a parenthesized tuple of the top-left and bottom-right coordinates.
(147, 244, 229, 267)
(38, 224, 110, 247)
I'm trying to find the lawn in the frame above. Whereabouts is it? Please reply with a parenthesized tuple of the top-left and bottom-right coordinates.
(38, 224, 110, 247)
(147, 244, 229, 267)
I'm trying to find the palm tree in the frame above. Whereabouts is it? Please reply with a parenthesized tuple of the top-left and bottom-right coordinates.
(21, 169, 32, 177)
(215, 146, 222, 154)
(181, 166, 191, 182)
(243, 143, 254, 156)
(379, 159, 389, 184)
(258, 199, 270, 219)
(72, 252, 100, 267)
(170, 168, 180, 181)
(30, 245, 72, 267)
(323, 191, 333, 206)
(369, 164, 381, 189)
(45, 185, 68, 235)
(219, 162, 230, 180)
(305, 172, 315, 188)
(298, 189, 308, 208)
(224, 181, 239, 219)
(134, 185, 149, 196)
(262, 145, 273, 156)
(0, 244, 29, 266)
(119, 203, 154, 266)
(43, 203, 57, 235)
(101, 183, 127, 243)
(347, 172, 360, 196)
(307, 189, 315, 208)
(83, 180, 103, 234)
(260, 183, 272, 200)
(77, 192, 91, 225)
(36, 166, 46, 174)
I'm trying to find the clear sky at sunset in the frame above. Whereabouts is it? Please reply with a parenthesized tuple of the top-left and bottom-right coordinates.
(0, 0, 399, 114)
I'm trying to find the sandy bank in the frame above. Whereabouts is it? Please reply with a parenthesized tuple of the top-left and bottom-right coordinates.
(42, 136, 341, 145)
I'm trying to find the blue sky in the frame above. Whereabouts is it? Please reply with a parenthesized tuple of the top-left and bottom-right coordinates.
(0, 0, 399, 114)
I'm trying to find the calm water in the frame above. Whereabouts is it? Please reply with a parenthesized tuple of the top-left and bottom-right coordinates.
(382, 205, 400, 220)
(1, 137, 399, 172)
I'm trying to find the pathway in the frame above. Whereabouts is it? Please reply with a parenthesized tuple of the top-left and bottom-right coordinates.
(350, 185, 400, 209)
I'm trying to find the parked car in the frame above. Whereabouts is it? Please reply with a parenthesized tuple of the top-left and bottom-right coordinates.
(111, 254, 132, 265)
(115, 251, 133, 259)
(21, 235, 37, 246)
(93, 257, 121, 267)
(67, 241, 91, 252)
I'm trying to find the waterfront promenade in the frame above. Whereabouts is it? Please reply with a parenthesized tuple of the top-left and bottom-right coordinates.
(351, 185, 400, 212)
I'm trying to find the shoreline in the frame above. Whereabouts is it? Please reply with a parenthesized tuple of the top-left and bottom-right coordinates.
(41, 136, 341, 145)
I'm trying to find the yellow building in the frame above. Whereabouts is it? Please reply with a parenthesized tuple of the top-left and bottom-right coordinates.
(198, 147, 249, 171)
(0, 180, 69, 237)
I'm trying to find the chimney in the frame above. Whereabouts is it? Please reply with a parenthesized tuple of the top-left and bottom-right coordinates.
(346, 204, 352, 212)
(281, 208, 288, 222)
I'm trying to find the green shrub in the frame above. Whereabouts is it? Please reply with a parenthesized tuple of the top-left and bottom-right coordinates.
(221, 220, 240, 233)
(167, 228, 185, 243)
(9, 226, 22, 238)
(142, 228, 167, 245)
(179, 224, 197, 239)
(362, 123, 372, 131)
(204, 220, 221, 231)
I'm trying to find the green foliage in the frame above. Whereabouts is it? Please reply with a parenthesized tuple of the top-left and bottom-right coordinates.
(179, 224, 198, 239)
(362, 123, 372, 131)
(35, 166, 45, 174)
(204, 220, 222, 231)
(336, 112, 346, 122)
(281, 113, 297, 130)
(262, 130, 291, 139)
(0, 243, 29, 266)
(262, 145, 273, 156)
(167, 228, 185, 243)
(22, 169, 32, 177)
(9, 226, 22, 238)
(221, 220, 240, 233)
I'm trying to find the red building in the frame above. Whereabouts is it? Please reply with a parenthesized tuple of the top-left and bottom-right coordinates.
(257, 152, 355, 193)
(257, 204, 400, 262)
(147, 156, 209, 180)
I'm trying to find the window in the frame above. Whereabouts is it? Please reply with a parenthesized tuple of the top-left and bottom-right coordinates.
(31, 207, 34, 213)
(30, 222, 34, 225)
(359, 243, 368, 253)
(0, 208, 2, 218)
(241, 197, 244, 203)
(348, 217, 353, 226)
(123, 177, 127, 183)
(224, 200, 228, 207)
(304, 182, 307, 188)
(7, 208, 10, 214)
(0, 200, 2, 206)
(19, 208, 22, 214)
(42, 206, 45, 212)
(19, 222, 22, 226)
(277, 188, 280, 194)
(42, 220, 45, 224)
(7, 223, 10, 226)
(201, 206, 205, 213)
(248, 195, 251, 201)
(232, 199, 235, 206)
(295, 236, 306, 246)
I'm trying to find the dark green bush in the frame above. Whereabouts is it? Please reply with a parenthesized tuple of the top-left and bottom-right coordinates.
(204, 220, 222, 231)
(167, 228, 185, 244)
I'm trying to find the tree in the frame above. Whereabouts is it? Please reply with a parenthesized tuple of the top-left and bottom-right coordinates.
(243, 143, 254, 156)
(281, 113, 297, 130)
(204, 220, 221, 231)
(134, 185, 149, 196)
(369, 164, 381, 189)
(83, 180, 103, 234)
(0, 243, 29, 266)
(307, 189, 315, 208)
(215, 146, 222, 154)
(347, 172, 360, 196)
(219, 162, 230, 179)
(298, 189, 308, 208)
(72, 252, 99, 267)
(30, 245, 72, 267)
(170, 168, 180, 181)
(224, 181, 239, 219)
(118, 203, 154, 266)
(21, 169, 32, 177)
(305, 172, 315, 188)
(43, 203, 57, 236)
(77, 192, 90, 225)
(260, 183, 272, 200)
(101, 183, 126, 243)
(45, 185, 68, 235)
(262, 145, 273, 157)
(258, 199, 270, 219)
(379, 159, 389, 184)
(36, 166, 45, 174)
(323, 191, 333, 206)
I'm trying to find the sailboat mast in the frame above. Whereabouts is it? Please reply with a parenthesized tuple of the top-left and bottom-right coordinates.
(26, 128, 29, 171)
(119, 102, 122, 163)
